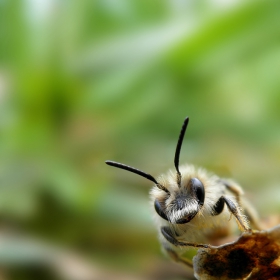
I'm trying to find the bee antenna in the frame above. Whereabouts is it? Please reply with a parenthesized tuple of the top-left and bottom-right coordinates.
(174, 117, 189, 186)
(105, 160, 169, 193)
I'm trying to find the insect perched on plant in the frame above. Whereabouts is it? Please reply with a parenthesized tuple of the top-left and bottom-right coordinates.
(105, 117, 260, 267)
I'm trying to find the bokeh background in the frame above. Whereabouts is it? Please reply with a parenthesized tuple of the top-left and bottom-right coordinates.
(1, 0, 280, 279)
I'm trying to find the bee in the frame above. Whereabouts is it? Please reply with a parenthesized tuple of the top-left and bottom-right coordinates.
(105, 117, 259, 267)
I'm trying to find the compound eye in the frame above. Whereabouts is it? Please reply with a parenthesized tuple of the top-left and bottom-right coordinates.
(190, 178, 205, 207)
(154, 199, 168, 221)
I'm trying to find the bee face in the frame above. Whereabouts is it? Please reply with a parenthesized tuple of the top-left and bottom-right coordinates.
(153, 176, 205, 224)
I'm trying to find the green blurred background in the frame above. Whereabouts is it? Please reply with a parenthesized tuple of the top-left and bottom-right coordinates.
(1, 0, 280, 279)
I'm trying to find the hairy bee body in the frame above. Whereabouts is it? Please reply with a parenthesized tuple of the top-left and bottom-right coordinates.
(151, 164, 247, 251)
(106, 117, 258, 267)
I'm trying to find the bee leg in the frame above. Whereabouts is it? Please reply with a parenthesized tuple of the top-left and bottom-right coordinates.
(220, 179, 261, 230)
(164, 247, 193, 268)
(213, 196, 250, 232)
(242, 198, 261, 230)
(160, 228, 194, 268)
(219, 179, 243, 205)
(161, 226, 209, 248)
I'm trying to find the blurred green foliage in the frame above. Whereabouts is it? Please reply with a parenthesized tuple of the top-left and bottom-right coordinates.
(1, 0, 280, 279)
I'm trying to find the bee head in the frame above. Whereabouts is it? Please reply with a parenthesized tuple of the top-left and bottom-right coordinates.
(154, 176, 205, 224)
(106, 117, 205, 224)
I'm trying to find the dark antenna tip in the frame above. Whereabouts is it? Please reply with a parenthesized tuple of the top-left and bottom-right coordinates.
(174, 117, 189, 176)
(105, 160, 169, 193)
(105, 160, 159, 185)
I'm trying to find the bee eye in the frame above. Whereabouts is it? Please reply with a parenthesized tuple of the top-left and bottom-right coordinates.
(154, 199, 168, 221)
(190, 178, 205, 207)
